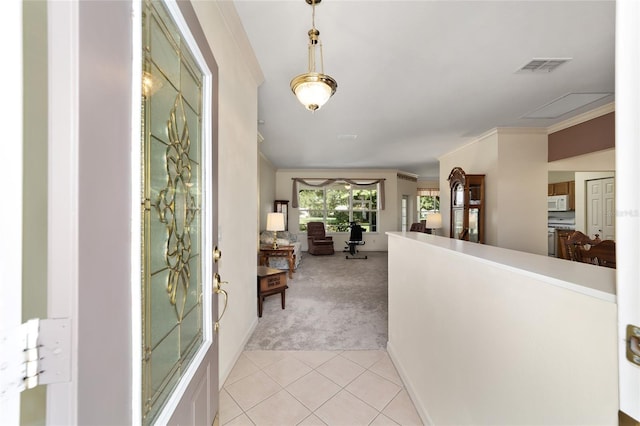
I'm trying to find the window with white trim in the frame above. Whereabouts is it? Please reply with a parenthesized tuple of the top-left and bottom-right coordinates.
(417, 188, 440, 221)
(298, 182, 378, 232)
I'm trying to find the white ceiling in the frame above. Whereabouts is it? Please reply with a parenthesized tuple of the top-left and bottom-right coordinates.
(234, 0, 615, 179)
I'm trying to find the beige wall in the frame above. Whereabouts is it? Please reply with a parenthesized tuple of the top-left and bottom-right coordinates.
(548, 148, 615, 172)
(191, 1, 263, 384)
(495, 130, 548, 254)
(258, 153, 276, 231)
(439, 128, 548, 255)
(275, 169, 401, 251)
(439, 130, 499, 245)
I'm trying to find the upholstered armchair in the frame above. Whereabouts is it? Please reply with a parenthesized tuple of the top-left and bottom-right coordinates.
(306, 222, 335, 255)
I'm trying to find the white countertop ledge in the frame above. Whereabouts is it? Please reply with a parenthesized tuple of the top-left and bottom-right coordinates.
(387, 232, 616, 303)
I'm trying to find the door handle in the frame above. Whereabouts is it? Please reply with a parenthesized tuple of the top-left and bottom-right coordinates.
(626, 325, 640, 366)
(213, 272, 228, 333)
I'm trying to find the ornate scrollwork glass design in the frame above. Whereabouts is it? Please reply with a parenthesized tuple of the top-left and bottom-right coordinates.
(155, 94, 199, 321)
(141, 0, 204, 423)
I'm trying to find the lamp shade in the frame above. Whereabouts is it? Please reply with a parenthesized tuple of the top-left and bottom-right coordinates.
(425, 212, 442, 229)
(290, 72, 337, 111)
(266, 212, 285, 232)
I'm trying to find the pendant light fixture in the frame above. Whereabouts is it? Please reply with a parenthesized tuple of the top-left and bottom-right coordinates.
(290, 0, 337, 111)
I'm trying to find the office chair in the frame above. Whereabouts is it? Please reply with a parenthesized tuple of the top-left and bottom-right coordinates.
(344, 222, 367, 259)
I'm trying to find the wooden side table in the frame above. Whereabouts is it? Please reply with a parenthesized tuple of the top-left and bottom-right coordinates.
(259, 245, 296, 278)
(257, 266, 288, 317)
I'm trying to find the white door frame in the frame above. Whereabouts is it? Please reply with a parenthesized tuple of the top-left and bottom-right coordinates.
(616, 0, 640, 420)
(0, 0, 24, 422)
(47, 0, 80, 423)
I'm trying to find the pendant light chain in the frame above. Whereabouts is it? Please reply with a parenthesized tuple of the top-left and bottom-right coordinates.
(290, 0, 338, 111)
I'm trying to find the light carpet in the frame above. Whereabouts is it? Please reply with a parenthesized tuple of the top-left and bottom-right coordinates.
(245, 251, 388, 351)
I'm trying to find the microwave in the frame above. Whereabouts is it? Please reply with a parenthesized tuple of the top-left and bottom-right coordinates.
(548, 195, 570, 211)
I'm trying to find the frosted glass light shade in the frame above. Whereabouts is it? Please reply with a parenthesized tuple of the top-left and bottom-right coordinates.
(426, 212, 442, 229)
(266, 212, 285, 232)
(290, 72, 337, 111)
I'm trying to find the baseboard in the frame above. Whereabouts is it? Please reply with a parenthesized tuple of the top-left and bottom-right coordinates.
(219, 316, 258, 389)
(386, 341, 434, 426)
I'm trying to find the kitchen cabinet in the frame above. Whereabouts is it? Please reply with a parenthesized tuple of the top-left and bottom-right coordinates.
(548, 180, 575, 210)
(448, 167, 485, 243)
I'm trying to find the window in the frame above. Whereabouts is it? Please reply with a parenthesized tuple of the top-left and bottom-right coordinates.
(401, 195, 408, 231)
(299, 183, 378, 232)
(417, 189, 440, 221)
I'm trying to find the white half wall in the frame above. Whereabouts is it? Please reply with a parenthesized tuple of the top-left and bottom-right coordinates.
(388, 232, 618, 425)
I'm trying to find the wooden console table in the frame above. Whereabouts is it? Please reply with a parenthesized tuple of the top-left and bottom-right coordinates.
(259, 245, 296, 278)
(257, 266, 288, 317)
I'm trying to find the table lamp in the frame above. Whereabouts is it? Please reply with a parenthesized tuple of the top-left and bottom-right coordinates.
(425, 212, 442, 235)
(266, 212, 285, 249)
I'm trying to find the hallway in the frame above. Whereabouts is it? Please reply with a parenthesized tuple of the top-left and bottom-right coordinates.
(221, 349, 423, 425)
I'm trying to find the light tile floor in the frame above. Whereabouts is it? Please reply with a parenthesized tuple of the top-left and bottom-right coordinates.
(221, 350, 423, 426)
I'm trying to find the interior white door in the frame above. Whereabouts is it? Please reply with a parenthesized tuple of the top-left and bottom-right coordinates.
(586, 177, 615, 240)
(616, 0, 640, 421)
(0, 0, 24, 422)
(602, 178, 615, 241)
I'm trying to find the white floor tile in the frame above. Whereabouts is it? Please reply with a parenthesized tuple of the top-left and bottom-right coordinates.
(340, 350, 386, 369)
(369, 354, 403, 386)
(297, 413, 327, 426)
(224, 370, 282, 411)
(286, 371, 341, 411)
(223, 412, 255, 426)
(314, 390, 379, 426)
(220, 389, 244, 425)
(289, 350, 341, 368)
(382, 390, 424, 426)
(369, 413, 400, 426)
(246, 390, 311, 426)
(263, 355, 313, 387)
(243, 350, 290, 369)
(220, 350, 423, 426)
(224, 353, 260, 387)
(315, 354, 365, 387)
(345, 370, 401, 411)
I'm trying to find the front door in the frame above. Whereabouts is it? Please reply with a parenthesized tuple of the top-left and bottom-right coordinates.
(140, 1, 221, 424)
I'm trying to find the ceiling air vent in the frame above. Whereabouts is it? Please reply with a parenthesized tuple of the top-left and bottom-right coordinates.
(517, 58, 571, 73)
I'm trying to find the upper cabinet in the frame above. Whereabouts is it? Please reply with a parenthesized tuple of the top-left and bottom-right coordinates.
(548, 180, 575, 210)
(448, 167, 485, 243)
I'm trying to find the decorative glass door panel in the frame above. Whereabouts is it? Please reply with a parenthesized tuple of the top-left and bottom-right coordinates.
(142, 1, 204, 423)
(453, 209, 464, 239)
(469, 208, 480, 243)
